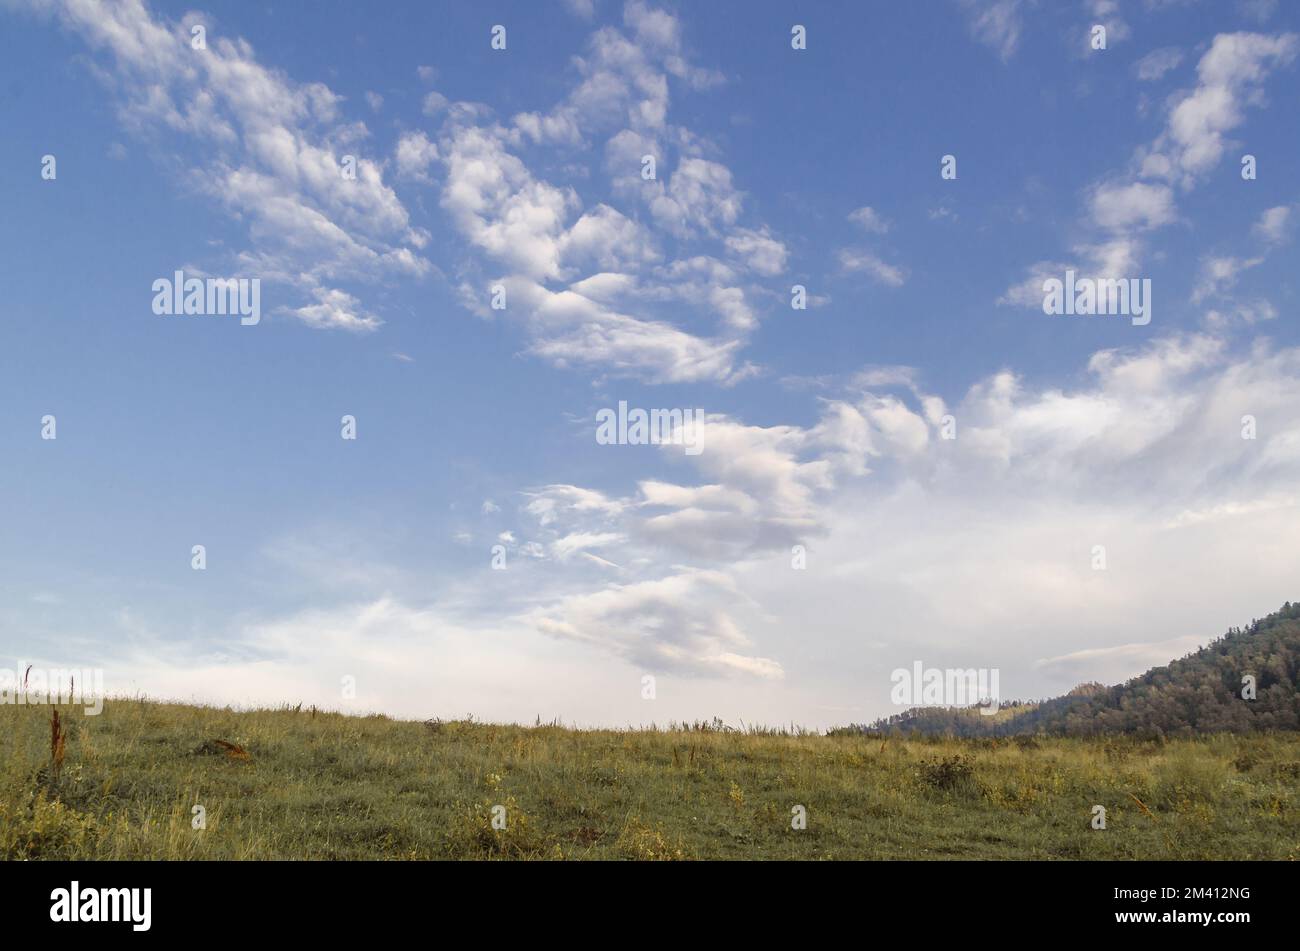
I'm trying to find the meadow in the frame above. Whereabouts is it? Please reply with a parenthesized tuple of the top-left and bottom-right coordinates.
(2, 699, 1296, 860)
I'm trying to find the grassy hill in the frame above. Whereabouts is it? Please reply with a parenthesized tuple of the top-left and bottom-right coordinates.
(2, 700, 1297, 859)
(3, 605, 1297, 860)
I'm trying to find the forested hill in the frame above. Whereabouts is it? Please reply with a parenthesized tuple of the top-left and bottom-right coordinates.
(861, 602, 1300, 737)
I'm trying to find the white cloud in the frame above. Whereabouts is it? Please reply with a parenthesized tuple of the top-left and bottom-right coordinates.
(526, 485, 627, 527)
(505, 278, 756, 384)
(839, 249, 907, 286)
(853, 365, 919, 389)
(422, 91, 449, 116)
(1191, 254, 1263, 302)
(530, 568, 783, 680)
(25, 0, 428, 331)
(563, 0, 597, 18)
(1006, 32, 1295, 306)
(649, 158, 743, 237)
(513, 109, 584, 146)
(417, 6, 775, 384)
(1140, 31, 1298, 188)
(394, 131, 439, 182)
(1035, 636, 1206, 684)
(960, 0, 1027, 61)
(999, 236, 1143, 309)
(560, 204, 660, 272)
(568, 271, 638, 301)
(552, 531, 625, 559)
(724, 227, 787, 276)
(1253, 204, 1292, 244)
(1082, 0, 1130, 52)
(1135, 46, 1184, 81)
(848, 206, 890, 234)
(281, 286, 383, 333)
(497, 332, 1300, 711)
(1203, 299, 1277, 329)
(1089, 181, 1176, 231)
(439, 124, 580, 281)
(102, 596, 638, 724)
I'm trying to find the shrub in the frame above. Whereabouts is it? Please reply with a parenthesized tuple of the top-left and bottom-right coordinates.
(918, 755, 978, 793)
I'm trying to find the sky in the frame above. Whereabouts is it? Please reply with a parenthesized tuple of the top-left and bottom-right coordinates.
(1, 0, 1298, 728)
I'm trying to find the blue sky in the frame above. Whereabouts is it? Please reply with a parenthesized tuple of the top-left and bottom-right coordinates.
(2, 0, 1299, 726)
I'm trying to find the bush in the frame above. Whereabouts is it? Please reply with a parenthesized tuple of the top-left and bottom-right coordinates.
(0, 790, 99, 859)
(918, 755, 978, 793)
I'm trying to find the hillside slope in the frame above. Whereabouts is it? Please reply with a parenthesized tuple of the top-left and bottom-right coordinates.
(868, 602, 1300, 737)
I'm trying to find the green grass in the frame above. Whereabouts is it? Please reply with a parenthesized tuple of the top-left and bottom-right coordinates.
(2, 699, 1297, 859)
